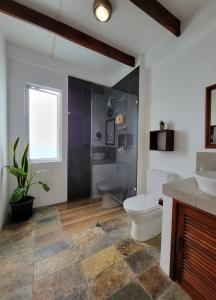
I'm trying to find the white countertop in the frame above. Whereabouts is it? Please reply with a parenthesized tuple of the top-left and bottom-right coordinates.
(163, 177, 216, 216)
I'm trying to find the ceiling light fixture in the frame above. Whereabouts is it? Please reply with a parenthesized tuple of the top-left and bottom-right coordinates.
(93, 0, 112, 23)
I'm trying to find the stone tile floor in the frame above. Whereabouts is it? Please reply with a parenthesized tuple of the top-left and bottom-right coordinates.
(0, 205, 191, 300)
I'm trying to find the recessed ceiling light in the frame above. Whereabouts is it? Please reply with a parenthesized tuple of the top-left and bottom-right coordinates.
(93, 0, 112, 23)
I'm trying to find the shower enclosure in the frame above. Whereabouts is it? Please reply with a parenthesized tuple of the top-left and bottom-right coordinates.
(68, 68, 139, 204)
(91, 86, 138, 204)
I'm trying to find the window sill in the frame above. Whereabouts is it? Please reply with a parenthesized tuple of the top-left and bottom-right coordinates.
(29, 159, 62, 164)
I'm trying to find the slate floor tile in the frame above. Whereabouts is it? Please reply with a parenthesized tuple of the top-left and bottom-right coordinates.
(158, 283, 192, 300)
(72, 226, 104, 245)
(107, 226, 131, 244)
(0, 226, 34, 244)
(34, 230, 64, 249)
(33, 263, 87, 300)
(35, 214, 60, 226)
(108, 281, 151, 300)
(34, 236, 75, 262)
(0, 264, 33, 292)
(90, 260, 134, 300)
(0, 248, 33, 276)
(116, 239, 144, 257)
(126, 249, 156, 275)
(144, 235, 161, 250)
(79, 234, 114, 259)
(100, 218, 128, 233)
(0, 288, 9, 299)
(35, 223, 62, 238)
(7, 284, 33, 300)
(0, 205, 190, 300)
(0, 236, 34, 259)
(139, 264, 171, 299)
(54, 287, 92, 300)
(34, 248, 78, 280)
(81, 245, 122, 281)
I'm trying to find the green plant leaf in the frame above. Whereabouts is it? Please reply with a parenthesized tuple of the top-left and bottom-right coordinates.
(39, 181, 50, 192)
(21, 143, 29, 169)
(13, 137, 19, 168)
(10, 187, 26, 203)
(13, 137, 20, 186)
(21, 144, 29, 186)
(22, 157, 28, 186)
(6, 166, 27, 178)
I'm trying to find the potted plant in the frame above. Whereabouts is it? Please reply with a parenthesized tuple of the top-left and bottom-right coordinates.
(6, 137, 50, 223)
(159, 121, 165, 131)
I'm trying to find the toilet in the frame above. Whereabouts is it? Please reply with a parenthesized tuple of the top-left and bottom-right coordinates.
(96, 162, 129, 207)
(123, 169, 176, 241)
(96, 179, 127, 207)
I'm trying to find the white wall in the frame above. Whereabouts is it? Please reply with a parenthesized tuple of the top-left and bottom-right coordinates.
(0, 33, 8, 228)
(137, 62, 151, 194)
(149, 21, 216, 276)
(150, 24, 216, 178)
(8, 58, 68, 207)
(8, 43, 112, 87)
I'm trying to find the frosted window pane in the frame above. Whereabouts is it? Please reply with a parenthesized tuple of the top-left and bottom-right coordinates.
(28, 87, 60, 161)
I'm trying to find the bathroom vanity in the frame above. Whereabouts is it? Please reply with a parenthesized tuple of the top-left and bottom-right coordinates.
(162, 178, 216, 300)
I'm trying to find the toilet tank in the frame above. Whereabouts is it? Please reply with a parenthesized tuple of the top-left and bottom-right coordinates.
(147, 169, 176, 201)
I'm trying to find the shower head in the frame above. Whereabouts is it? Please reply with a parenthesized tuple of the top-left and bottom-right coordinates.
(107, 97, 116, 107)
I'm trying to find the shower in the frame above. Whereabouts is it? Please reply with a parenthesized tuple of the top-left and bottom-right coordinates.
(68, 67, 139, 204)
(91, 86, 138, 205)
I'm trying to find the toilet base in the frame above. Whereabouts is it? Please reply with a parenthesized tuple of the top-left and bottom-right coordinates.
(131, 213, 162, 242)
(101, 194, 119, 208)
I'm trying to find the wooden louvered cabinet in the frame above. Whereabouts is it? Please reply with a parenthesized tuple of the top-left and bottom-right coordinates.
(170, 200, 216, 300)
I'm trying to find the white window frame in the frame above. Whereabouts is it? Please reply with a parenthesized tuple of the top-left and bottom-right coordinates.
(25, 83, 62, 163)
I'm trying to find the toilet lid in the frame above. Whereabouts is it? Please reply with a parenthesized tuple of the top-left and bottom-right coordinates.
(96, 180, 126, 192)
(123, 195, 161, 215)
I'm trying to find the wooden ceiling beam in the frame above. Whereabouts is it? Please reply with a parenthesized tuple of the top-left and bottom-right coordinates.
(129, 0, 181, 37)
(0, 0, 135, 67)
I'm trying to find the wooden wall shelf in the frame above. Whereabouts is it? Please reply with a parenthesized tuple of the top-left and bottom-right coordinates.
(150, 130, 174, 151)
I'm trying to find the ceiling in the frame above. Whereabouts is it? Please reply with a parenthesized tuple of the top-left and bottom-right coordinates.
(0, 0, 209, 80)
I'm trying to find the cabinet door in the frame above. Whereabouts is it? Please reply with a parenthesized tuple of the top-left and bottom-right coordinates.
(172, 201, 216, 300)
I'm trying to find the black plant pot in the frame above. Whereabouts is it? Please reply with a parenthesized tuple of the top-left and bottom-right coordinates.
(11, 196, 34, 223)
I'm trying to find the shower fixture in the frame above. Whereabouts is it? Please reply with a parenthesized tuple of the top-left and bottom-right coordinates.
(107, 97, 116, 107)
(106, 97, 116, 118)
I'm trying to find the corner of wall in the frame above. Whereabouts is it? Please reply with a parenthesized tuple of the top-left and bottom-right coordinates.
(137, 59, 152, 194)
(0, 32, 8, 229)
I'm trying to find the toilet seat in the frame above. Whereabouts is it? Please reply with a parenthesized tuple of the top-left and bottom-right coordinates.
(123, 195, 161, 215)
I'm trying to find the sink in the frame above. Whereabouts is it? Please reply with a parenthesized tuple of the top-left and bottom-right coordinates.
(92, 152, 105, 161)
(195, 170, 216, 196)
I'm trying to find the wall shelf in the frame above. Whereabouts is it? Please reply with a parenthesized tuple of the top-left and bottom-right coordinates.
(150, 130, 174, 151)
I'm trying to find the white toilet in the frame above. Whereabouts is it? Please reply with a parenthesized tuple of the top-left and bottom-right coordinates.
(124, 169, 176, 241)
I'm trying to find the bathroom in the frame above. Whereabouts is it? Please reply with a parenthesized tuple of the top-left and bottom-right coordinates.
(2, 1, 216, 299)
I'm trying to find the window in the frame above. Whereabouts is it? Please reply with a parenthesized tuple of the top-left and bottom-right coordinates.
(25, 83, 62, 163)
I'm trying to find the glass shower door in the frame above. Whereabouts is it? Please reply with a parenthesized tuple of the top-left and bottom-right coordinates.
(106, 88, 138, 203)
(91, 84, 138, 205)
